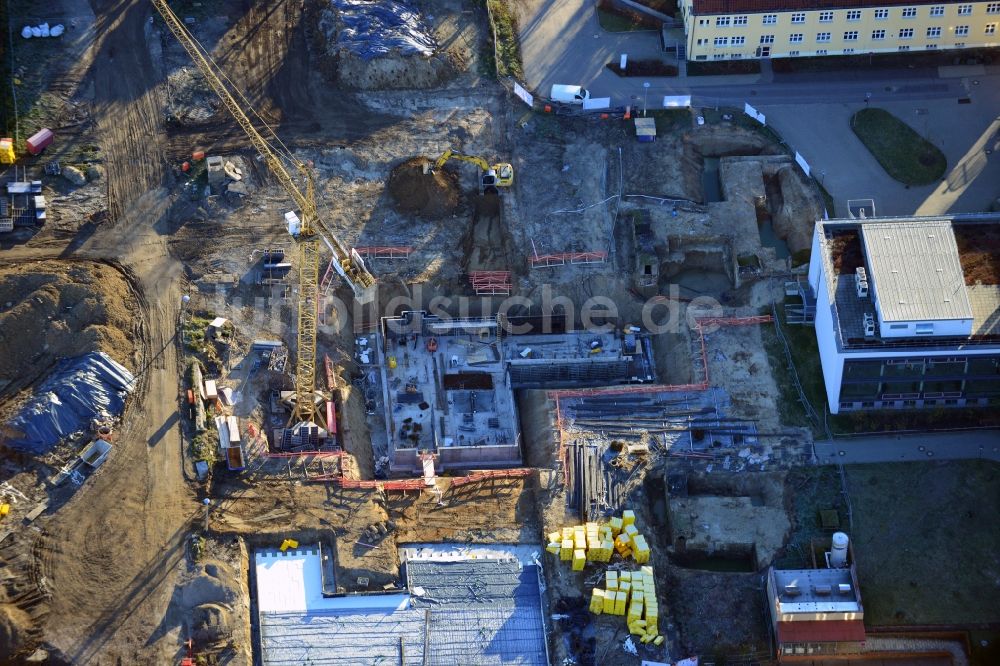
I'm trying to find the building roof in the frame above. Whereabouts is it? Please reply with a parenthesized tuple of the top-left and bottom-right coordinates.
(772, 568, 862, 614)
(861, 221, 972, 323)
(254, 547, 548, 666)
(777, 619, 866, 644)
(692, 0, 956, 14)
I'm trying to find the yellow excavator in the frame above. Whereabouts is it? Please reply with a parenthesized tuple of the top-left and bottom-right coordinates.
(431, 149, 513, 193)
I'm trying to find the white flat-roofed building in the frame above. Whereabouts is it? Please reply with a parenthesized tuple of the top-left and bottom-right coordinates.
(807, 214, 1000, 414)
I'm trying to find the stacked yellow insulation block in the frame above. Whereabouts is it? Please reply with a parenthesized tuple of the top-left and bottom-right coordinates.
(588, 564, 664, 646)
(546, 522, 615, 566)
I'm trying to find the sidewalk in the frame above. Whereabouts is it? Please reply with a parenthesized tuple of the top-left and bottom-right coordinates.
(815, 430, 1000, 464)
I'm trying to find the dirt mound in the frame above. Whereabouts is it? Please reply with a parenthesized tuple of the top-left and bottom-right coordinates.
(0, 603, 34, 661)
(770, 165, 825, 254)
(0, 262, 140, 403)
(388, 157, 460, 220)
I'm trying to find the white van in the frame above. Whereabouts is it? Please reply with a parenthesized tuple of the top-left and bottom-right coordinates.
(549, 84, 591, 105)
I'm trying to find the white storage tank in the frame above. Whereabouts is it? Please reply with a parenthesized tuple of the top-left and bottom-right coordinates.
(831, 532, 849, 568)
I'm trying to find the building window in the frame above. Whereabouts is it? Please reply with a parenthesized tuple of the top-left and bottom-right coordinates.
(763, 14, 777, 24)
(817, 49, 828, 54)
(697, 38, 707, 45)
(817, 32, 831, 42)
(902, 7, 917, 18)
(955, 25, 969, 36)
(989, 2, 1000, 14)
(699, 18, 709, 25)
(731, 53, 743, 58)
(819, 10, 834, 22)
(789, 50, 800, 56)
(872, 29, 886, 39)
(696, 55, 707, 60)
(732, 36, 746, 45)
(791, 12, 805, 23)
(889, 324, 908, 330)
(929, 6, 945, 16)
(714, 36, 729, 46)
(734, 15, 748, 25)
(846, 10, 862, 21)
(844, 30, 859, 40)
(790, 33, 803, 42)
(875, 8, 889, 19)
(899, 44, 911, 50)
(955, 41, 966, 47)
(958, 4, 972, 15)
(987, 23, 997, 34)
(843, 47, 855, 53)
(900, 28, 914, 38)
(927, 27, 941, 37)
(926, 43, 938, 48)
(716, 16, 730, 26)
(760, 34, 775, 44)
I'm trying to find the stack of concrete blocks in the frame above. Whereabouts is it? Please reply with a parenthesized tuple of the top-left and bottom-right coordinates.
(589, 566, 663, 646)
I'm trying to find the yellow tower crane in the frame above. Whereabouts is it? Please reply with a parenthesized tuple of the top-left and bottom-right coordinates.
(151, 0, 376, 426)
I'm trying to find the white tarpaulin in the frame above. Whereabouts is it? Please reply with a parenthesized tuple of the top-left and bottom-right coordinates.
(513, 82, 534, 108)
(795, 151, 811, 177)
(662, 95, 692, 108)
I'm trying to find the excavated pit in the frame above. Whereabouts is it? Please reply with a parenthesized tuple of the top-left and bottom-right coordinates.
(387, 157, 460, 220)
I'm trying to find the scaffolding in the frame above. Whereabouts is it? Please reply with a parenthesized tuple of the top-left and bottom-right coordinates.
(469, 271, 512, 295)
(530, 251, 608, 268)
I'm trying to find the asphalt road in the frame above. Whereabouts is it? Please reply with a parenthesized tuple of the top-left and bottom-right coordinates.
(816, 430, 1000, 464)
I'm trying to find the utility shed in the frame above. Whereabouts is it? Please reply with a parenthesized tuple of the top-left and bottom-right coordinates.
(861, 221, 972, 338)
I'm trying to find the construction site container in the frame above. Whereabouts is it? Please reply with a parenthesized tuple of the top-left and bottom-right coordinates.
(226, 415, 240, 444)
(26, 128, 54, 155)
(589, 589, 604, 614)
(226, 444, 246, 471)
(204, 379, 218, 401)
(79, 439, 112, 468)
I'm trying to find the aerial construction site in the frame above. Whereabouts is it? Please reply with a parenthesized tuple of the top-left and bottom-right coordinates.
(1, 0, 998, 665)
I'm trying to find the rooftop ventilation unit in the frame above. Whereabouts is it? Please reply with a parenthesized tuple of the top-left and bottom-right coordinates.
(855, 267, 869, 298)
(784, 585, 802, 596)
(838, 583, 852, 594)
(863, 312, 876, 338)
(814, 585, 832, 595)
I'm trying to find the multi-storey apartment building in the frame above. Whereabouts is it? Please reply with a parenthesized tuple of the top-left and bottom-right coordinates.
(678, 0, 1000, 60)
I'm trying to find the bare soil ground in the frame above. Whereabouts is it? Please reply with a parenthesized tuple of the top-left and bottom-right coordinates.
(0, 0, 835, 662)
(0, 261, 140, 407)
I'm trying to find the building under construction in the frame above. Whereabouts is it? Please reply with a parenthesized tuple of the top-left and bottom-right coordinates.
(376, 312, 656, 473)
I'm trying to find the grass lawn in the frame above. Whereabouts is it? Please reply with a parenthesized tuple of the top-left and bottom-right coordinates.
(784, 461, 1000, 630)
(596, 0, 661, 31)
(485, 0, 523, 79)
(762, 309, 828, 435)
(850, 107, 947, 186)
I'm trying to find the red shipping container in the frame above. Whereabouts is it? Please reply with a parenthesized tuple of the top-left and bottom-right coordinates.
(26, 128, 54, 155)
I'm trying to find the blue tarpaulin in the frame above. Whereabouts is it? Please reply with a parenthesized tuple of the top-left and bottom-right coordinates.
(5, 352, 136, 454)
(332, 0, 437, 60)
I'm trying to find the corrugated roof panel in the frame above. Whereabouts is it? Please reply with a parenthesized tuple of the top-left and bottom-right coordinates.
(860, 221, 972, 323)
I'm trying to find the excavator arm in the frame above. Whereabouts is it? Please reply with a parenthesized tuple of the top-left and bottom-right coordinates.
(431, 149, 514, 188)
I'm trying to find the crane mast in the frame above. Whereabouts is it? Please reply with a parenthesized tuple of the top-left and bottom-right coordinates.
(151, 0, 376, 425)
